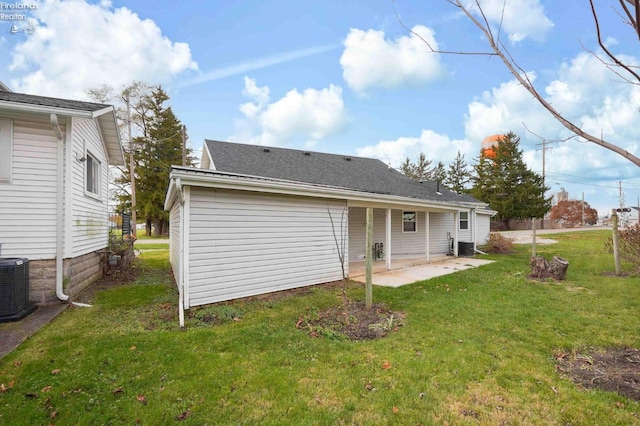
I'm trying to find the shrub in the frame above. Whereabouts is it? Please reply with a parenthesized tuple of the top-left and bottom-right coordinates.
(481, 233, 515, 254)
(605, 224, 640, 274)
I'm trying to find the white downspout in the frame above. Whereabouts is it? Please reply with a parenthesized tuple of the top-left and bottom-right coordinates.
(51, 114, 69, 302)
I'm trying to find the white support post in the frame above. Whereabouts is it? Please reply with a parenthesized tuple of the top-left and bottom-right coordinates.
(425, 211, 430, 262)
(385, 208, 391, 270)
(453, 211, 459, 257)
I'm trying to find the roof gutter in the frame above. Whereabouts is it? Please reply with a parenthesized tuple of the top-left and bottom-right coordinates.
(0, 101, 95, 118)
(50, 114, 69, 302)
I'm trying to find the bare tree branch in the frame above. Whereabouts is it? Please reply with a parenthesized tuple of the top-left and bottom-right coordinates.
(431, 1, 640, 167)
(392, 2, 497, 56)
(590, 0, 640, 84)
(580, 41, 640, 86)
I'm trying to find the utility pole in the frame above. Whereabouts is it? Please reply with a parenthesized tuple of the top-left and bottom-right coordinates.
(181, 124, 187, 167)
(538, 139, 551, 230)
(126, 94, 137, 238)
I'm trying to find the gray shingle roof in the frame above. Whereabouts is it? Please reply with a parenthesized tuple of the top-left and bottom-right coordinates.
(0, 91, 110, 113)
(205, 140, 482, 205)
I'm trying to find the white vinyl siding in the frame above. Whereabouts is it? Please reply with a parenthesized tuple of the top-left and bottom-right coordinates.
(476, 211, 492, 244)
(70, 118, 109, 257)
(349, 208, 438, 260)
(169, 200, 181, 285)
(0, 117, 59, 259)
(187, 188, 347, 307)
(428, 212, 455, 255)
(0, 118, 13, 182)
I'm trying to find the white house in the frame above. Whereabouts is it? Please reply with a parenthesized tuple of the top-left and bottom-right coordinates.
(0, 87, 124, 304)
(165, 140, 495, 318)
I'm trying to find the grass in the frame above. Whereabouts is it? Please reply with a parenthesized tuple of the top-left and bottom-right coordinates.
(133, 242, 170, 251)
(1, 230, 640, 424)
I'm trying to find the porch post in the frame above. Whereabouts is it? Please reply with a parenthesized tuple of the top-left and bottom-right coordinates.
(425, 211, 430, 261)
(385, 208, 391, 270)
(453, 211, 459, 257)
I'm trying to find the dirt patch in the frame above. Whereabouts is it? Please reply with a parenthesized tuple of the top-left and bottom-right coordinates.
(74, 263, 141, 304)
(556, 348, 640, 401)
(297, 302, 404, 341)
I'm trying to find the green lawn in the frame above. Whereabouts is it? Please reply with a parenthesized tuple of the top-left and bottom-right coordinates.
(1, 231, 639, 424)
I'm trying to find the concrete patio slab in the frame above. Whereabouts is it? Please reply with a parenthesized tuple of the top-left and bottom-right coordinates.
(351, 257, 494, 288)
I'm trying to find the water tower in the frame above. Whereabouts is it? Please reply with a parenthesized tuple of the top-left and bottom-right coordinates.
(481, 134, 505, 159)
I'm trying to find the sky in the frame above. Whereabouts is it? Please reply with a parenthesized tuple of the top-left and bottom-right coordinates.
(1, 0, 639, 216)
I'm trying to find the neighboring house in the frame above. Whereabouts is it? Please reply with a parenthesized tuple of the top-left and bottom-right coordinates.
(165, 140, 495, 314)
(620, 207, 640, 227)
(0, 87, 124, 304)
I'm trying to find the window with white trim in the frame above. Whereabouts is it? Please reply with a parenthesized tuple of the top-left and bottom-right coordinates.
(85, 151, 101, 197)
(402, 211, 417, 233)
(0, 118, 13, 182)
(459, 211, 469, 230)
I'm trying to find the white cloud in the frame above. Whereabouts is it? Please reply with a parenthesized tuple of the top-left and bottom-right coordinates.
(463, 0, 554, 42)
(232, 77, 347, 146)
(9, 0, 197, 98)
(356, 129, 474, 167)
(187, 44, 338, 87)
(340, 25, 444, 93)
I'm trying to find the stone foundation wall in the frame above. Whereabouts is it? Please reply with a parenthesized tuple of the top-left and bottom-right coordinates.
(28, 251, 105, 305)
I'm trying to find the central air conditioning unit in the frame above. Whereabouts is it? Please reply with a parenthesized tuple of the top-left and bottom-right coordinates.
(0, 258, 37, 322)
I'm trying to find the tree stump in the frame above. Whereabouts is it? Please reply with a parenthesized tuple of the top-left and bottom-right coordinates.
(530, 255, 569, 280)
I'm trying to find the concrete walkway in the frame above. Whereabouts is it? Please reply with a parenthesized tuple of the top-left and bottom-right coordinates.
(0, 303, 68, 359)
(351, 257, 494, 288)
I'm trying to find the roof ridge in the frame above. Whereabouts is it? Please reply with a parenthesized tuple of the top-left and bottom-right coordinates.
(205, 139, 381, 162)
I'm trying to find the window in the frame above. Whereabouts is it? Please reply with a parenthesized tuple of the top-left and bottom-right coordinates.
(460, 211, 469, 230)
(85, 151, 101, 197)
(402, 211, 417, 233)
(0, 118, 12, 182)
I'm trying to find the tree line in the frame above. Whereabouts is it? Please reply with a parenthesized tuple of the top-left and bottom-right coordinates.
(400, 132, 553, 229)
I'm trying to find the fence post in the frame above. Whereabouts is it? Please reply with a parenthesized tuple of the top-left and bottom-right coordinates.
(612, 209, 621, 275)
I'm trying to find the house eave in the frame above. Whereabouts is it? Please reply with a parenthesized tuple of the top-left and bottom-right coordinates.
(0, 100, 125, 166)
(165, 166, 486, 212)
(0, 100, 95, 118)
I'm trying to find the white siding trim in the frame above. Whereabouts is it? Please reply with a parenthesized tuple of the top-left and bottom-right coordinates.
(183, 186, 191, 309)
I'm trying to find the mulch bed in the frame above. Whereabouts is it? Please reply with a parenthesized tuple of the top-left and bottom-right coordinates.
(297, 302, 404, 341)
(556, 348, 640, 401)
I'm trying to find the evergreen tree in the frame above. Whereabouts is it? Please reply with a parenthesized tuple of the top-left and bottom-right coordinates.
(429, 161, 447, 182)
(444, 150, 471, 194)
(470, 132, 551, 229)
(115, 86, 195, 235)
(400, 153, 432, 181)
